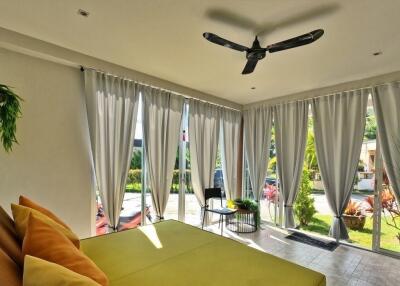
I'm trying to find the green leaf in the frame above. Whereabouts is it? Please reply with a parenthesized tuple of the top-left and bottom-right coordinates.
(0, 84, 23, 152)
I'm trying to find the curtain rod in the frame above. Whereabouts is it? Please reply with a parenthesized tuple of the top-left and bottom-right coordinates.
(246, 80, 400, 109)
(80, 65, 241, 112)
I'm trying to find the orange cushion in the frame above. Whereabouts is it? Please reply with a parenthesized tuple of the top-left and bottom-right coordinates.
(19, 195, 71, 230)
(22, 214, 109, 286)
(0, 206, 23, 266)
(0, 248, 22, 286)
(11, 204, 80, 249)
(23, 255, 101, 286)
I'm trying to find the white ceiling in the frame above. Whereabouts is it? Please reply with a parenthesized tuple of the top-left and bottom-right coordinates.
(0, 0, 399, 105)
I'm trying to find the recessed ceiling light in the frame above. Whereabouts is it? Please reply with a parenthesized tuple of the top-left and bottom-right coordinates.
(373, 51, 382, 56)
(78, 9, 90, 17)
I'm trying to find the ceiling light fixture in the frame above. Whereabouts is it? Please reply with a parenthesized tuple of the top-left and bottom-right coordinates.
(78, 9, 90, 17)
(251, 87, 256, 90)
(373, 51, 382, 56)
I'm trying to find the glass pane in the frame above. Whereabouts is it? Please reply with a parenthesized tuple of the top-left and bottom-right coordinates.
(379, 167, 400, 253)
(122, 97, 149, 229)
(182, 104, 202, 226)
(162, 150, 179, 221)
(339, 100, 375, 248)
(297, 97, 375, 250)
(184, 140, 201, 225)
(296, 115, 332, 237)
(260, 125, 279, 224)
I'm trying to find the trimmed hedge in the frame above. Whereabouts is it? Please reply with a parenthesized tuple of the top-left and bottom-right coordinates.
(125, 169, 194, 193)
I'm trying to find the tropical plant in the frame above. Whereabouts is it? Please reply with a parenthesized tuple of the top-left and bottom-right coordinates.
(127, 169, 141, 184)
(294, 167, 316, 226)
(0, 84, 23, 152)
(264, 184, 278, 202)
(364, 112, 377, 140)
(344, 200, 362, 216)
(268, 156, 277, 174)
(357, 160, 366, 172)
(305, 121, 319, 173)
(364, 189, 400, 243)
(130, 149, 142, 169)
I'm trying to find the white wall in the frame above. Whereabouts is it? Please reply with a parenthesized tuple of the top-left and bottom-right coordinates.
(0, 48, 95, 238)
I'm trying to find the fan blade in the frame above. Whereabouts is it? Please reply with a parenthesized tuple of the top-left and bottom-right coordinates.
(267, 29, 324, 53)
(242, 59, 258, 74)
(203, 32, 248, 52)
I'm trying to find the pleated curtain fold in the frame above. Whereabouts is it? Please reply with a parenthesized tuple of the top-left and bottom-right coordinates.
(142, 87, 184, 220)
(372, 82, 400, 202)
(84, 70, 140, 230)
(188, 99, 221, 207)
(220, 109, 242, 200)
(243, 105, 273, 201)
(311, 90, 368, 240)
(274, 101, 309, 228)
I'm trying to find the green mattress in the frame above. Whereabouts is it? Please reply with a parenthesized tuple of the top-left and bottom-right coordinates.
(81, 220, 326, 286)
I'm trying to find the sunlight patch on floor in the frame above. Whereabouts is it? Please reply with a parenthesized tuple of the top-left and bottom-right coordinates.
(139, 224, 163, 249)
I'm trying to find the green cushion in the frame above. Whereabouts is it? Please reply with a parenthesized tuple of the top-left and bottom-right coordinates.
(81, 220, 325, 286)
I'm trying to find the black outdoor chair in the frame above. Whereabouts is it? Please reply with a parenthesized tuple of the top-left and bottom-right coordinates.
(201, 187, 237, 235)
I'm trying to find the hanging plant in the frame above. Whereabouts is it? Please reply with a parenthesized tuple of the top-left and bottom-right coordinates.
(0, 84, 23, 152)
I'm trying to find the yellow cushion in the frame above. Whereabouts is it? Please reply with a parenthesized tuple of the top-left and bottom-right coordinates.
(11, 204, 80, 249)
(0, 248, 22, 286)
(22, 214, 109, 286)
(19, 195, 71, 230)
(23, 255, 101, 286)
(0, 206, 23, 266)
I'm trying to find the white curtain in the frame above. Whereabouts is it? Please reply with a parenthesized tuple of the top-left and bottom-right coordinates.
(189, 99, 221, 207)
(221, 109, 242, 200)
(311, 90, 368, 240)
(373, 82, 400, 202)
(84, 70, 140, 230)
(274, 101, 309, 228)
(142, 87, 184, 220)
(243, 105, 273, 201)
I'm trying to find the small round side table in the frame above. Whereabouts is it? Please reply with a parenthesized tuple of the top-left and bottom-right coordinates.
(226, 208, 258, 233)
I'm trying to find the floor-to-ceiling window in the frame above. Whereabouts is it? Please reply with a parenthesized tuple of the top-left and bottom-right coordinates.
(286, 94, 400, 256)
(296, 100, 374, 249)
(181, 103, 202, 226)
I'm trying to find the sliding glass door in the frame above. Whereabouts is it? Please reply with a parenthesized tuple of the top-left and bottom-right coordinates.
(373, 139, 400, 256)
(260, 94, 400, 257)
(243, 124, 281, 225)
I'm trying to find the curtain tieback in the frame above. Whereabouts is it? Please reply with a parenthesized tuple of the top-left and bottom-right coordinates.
(334, 215, 342, 219)
(284, 204, 293, 208)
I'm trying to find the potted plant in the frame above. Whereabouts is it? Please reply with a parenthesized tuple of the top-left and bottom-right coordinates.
(0, 84, 22, 152)
(233, 198, 260, 226)
(233, 198, 246, 210)
(343, 200, 366, 230)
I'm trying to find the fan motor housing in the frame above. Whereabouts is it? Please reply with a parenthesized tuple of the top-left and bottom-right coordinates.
(246, 49, 266, 60)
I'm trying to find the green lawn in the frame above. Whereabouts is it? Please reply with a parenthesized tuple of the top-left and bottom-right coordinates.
(299, 214, 400, 252)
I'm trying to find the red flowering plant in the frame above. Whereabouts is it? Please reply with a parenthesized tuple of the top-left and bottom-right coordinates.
(364, 188, 400, 243)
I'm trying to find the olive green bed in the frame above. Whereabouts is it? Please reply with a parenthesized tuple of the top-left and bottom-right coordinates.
(81, 220, 326, 286)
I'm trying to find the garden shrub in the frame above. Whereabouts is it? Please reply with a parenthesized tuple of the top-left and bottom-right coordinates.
(127, 169, 141, 184)
(126, 169, 194, 194)
(294, 167, 316, 226)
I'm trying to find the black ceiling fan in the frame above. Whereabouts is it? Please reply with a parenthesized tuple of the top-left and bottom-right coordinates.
(203, 29, 324, 74)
